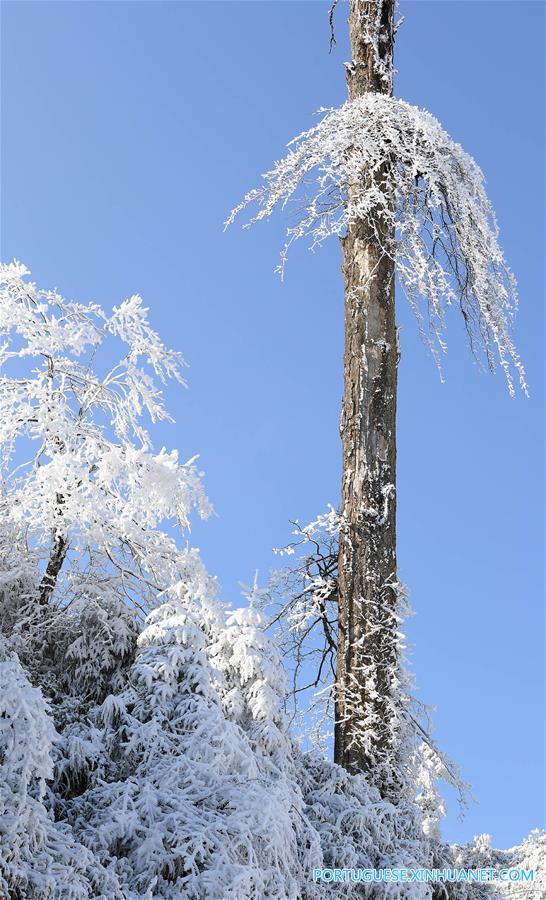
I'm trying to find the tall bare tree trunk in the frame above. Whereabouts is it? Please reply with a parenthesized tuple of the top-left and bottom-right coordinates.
(334, 0, 399, 796)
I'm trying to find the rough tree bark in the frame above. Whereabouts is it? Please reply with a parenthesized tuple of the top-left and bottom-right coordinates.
(334, 0, 399, 794)
(37, 492, 68, 605)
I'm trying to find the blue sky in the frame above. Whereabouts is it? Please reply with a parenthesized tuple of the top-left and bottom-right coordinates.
(1, 1, 543, 849)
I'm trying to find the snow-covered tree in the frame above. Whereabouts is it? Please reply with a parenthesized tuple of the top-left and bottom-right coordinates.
(0, 638, 118, 898)
(0, 263, 323, 898)
(228, 0, 526, 805)
(0, 245, 540, 897)
(0, 260, 224, 893)
(64, 584, 321, 899)
(0, 260, 211, 692)
(0, 4, 538, 876)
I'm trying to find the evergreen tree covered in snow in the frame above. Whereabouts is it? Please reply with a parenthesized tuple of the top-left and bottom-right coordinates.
(61, 581, 321, 899)
(0, 639, 118, 898)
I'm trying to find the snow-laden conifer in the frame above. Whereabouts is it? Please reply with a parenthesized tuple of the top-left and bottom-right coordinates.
(66, 582, 320, 899)
(0, 640, 118, 898)
(297, 751, 433, 898)
(214, 577, 294, 768)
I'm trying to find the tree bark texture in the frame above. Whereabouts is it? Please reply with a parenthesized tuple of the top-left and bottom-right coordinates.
(334, 0, 399, 793)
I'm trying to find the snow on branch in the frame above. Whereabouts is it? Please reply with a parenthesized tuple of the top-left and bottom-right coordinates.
(264, 508, 470, 816)
(0, 262, 213, 633)
(265, 509, 339, 752)
(227, 95, 526, 394)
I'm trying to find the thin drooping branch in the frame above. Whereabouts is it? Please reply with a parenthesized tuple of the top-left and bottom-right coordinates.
(227, 94, 526, 395)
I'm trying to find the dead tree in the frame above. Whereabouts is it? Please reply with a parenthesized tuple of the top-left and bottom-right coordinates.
(334, 0, 399, 793)
(229, 0, 524, 803)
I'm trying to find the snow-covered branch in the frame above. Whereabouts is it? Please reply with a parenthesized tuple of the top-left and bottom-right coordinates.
(227, 95, 526, 394)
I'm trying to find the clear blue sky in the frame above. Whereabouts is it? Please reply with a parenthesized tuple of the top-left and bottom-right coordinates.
(1, 1, 543, 850)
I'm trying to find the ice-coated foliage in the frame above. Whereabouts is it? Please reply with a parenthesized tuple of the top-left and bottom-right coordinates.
(0, 264, 540, 897)
(298, 751, 436, 899)
(438, 830, 546, 899)
(501, 830, 546, 897)
(62, 586, 320, 899)
(0, 640, 118, 898)
(0, 264, 320, 898)
(228, 94, 526, 393)
(213, 578, 294, 769)
(413, 742, 447, 844)
(0, 261, 216, 697)
(0, 262, 211, 624)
